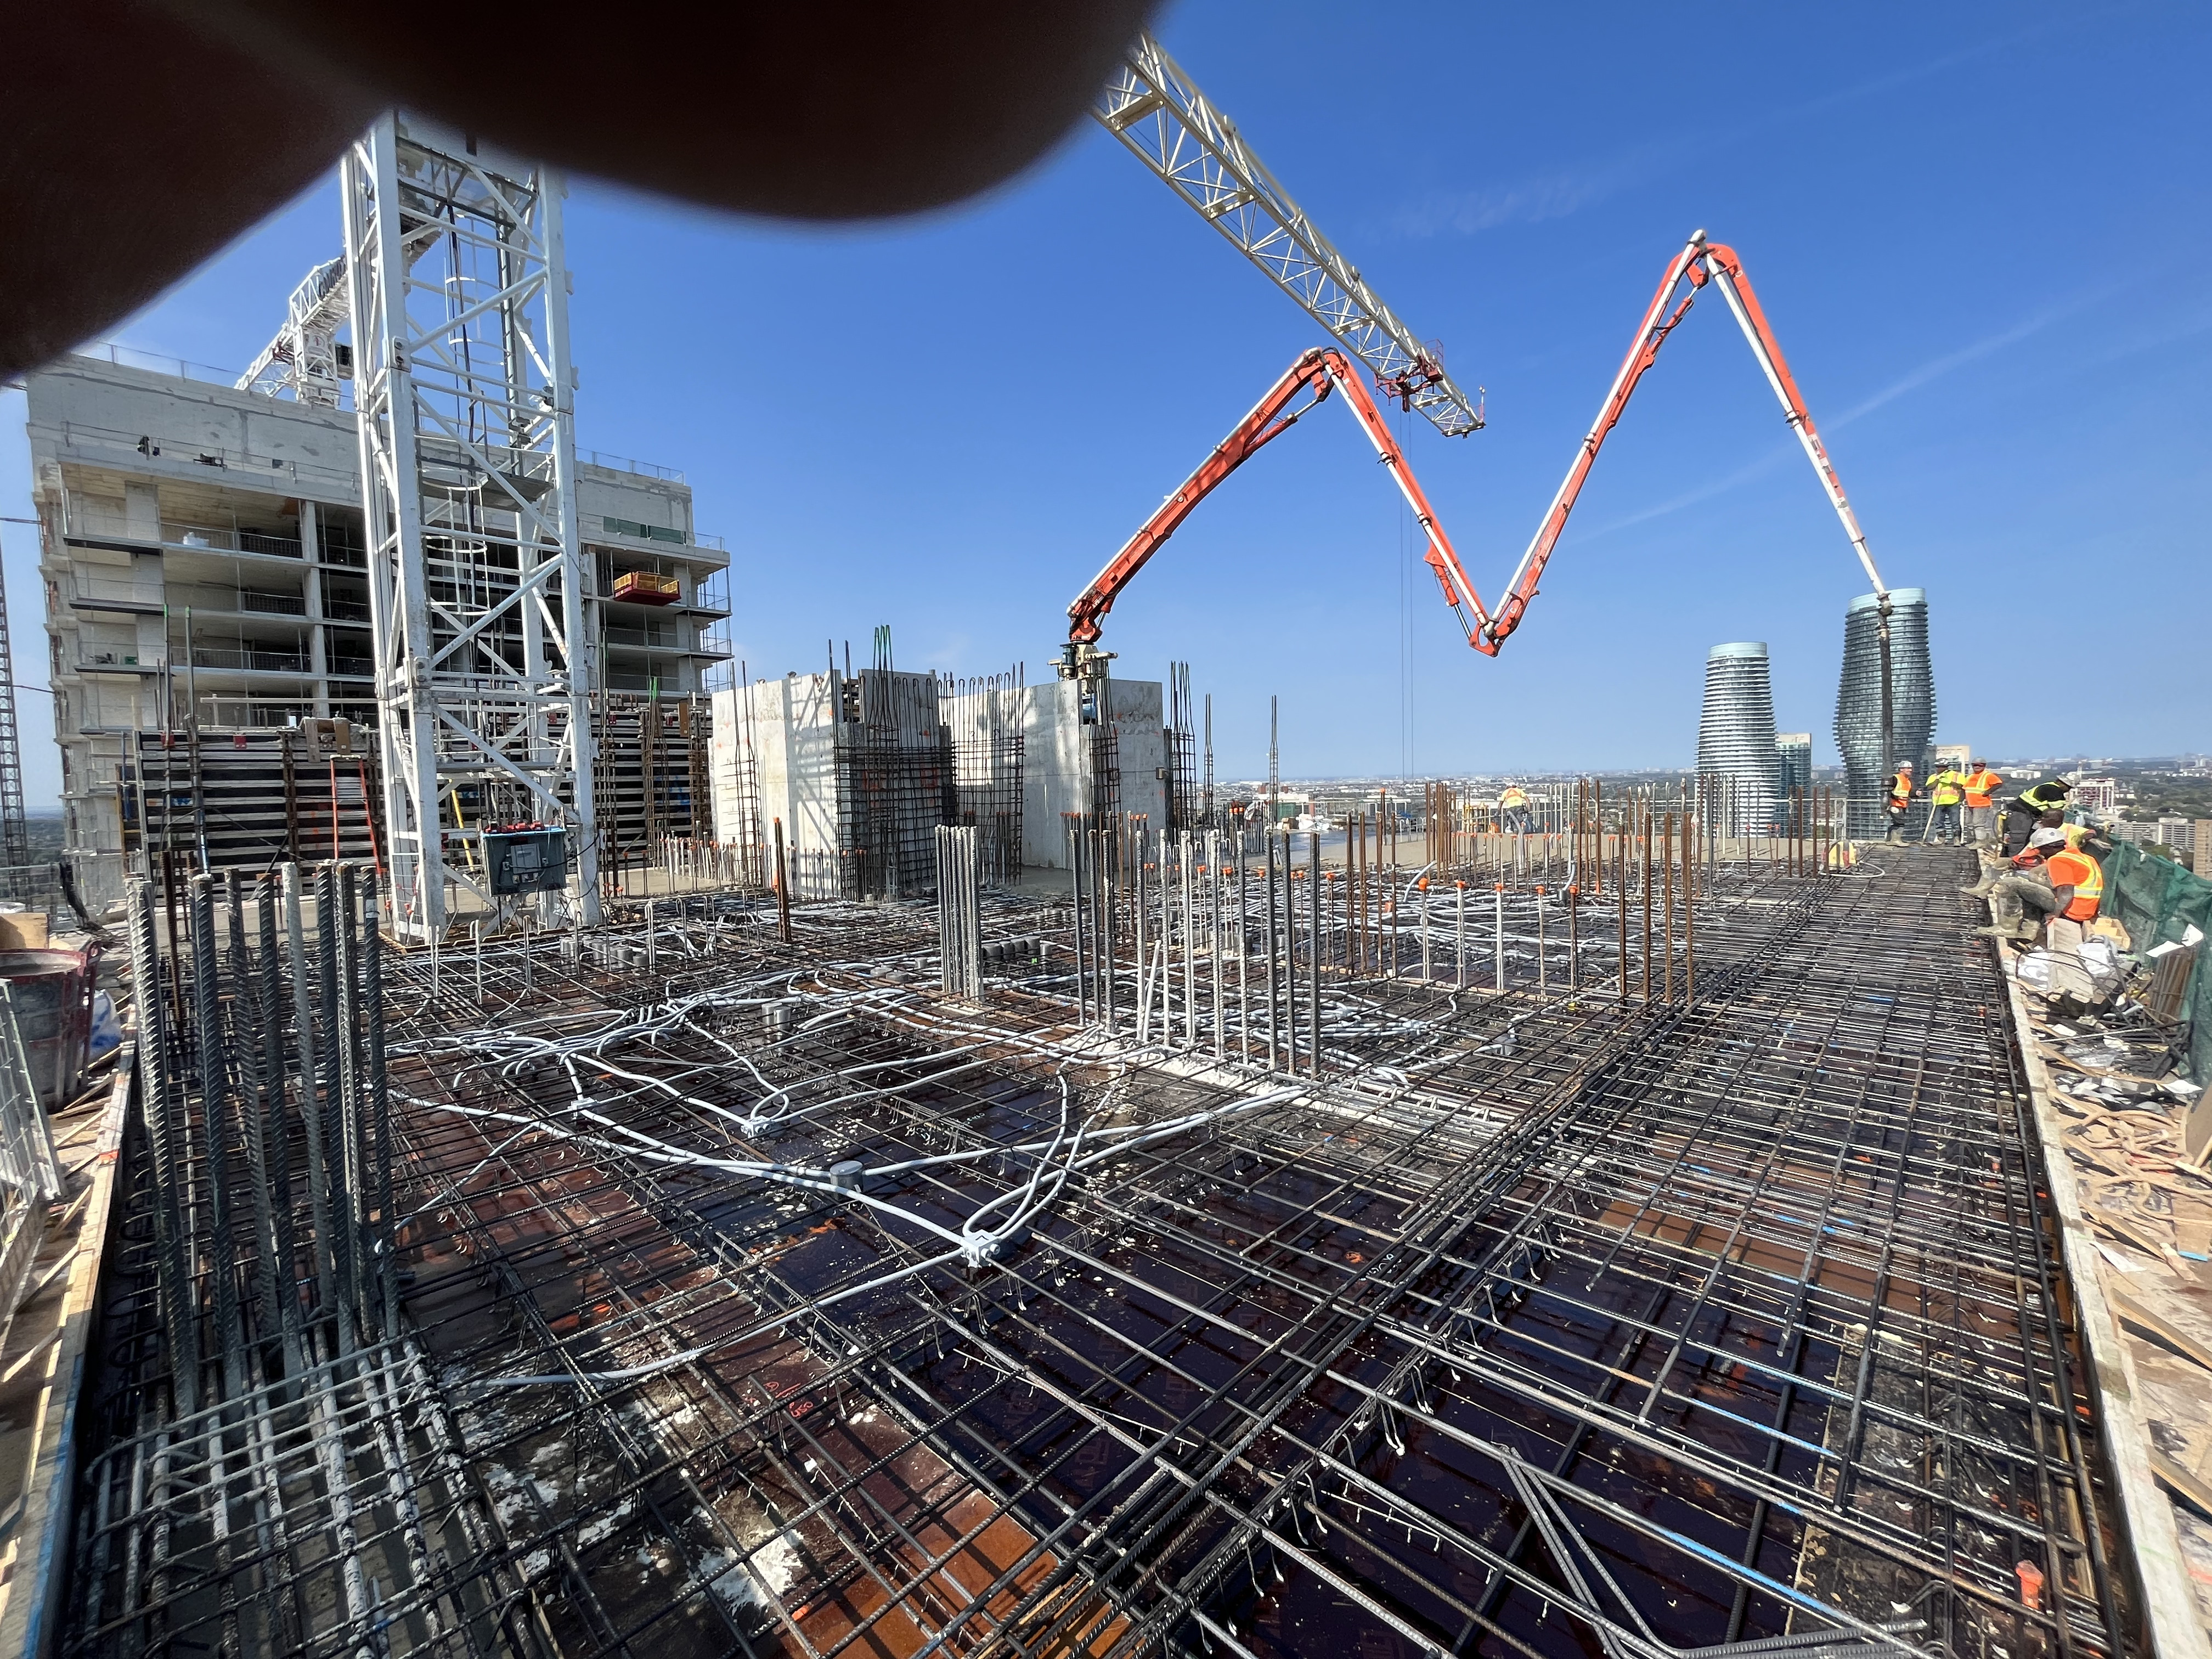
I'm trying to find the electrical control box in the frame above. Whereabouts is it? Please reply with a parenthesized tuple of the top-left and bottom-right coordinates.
(481, 826, 568, 896)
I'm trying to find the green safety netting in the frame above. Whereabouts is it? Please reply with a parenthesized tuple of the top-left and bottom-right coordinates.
(2097, 839, 2212, 1083)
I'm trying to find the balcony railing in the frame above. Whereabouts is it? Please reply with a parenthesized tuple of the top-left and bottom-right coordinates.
(602, 625, 687, 650)
(42, 406, 358, 488)
(188, 647, 308, 674)
(70, 579, 165, 611)
(579, 449, 686, 483)
(595, 514, 727, 553)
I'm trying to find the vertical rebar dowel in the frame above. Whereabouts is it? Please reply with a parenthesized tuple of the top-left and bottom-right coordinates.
(252, 876, 303, 1373)
(936, 825, 982, 1001)
(773, 817, 791, 943)
(1264, 825, 1280, 1070)
(1536, 887, 1548, 994)
(1683, 810, 1697, 1008)
(1278, 829, 1294, 1073)
(1208, 831, 1223, 1060)
(1640, 808, 1653, 1006)
(1419, 882, 1431, 984)
(282, 864, 337, 1328)
(1307, 830, 1321, 1076)
(1066, 819, 1086, 1024)
(222, 872, 284, 1365)
(1235, 823, 1250, 1065)
(1455, 882, 1466, 989)
(1617, 836, 1629, 1002)
(1567, 884, 1579, 994)
(126, 878, 199, 1414)
(1662, 812, 1676, 1003)
(187, 877, 241, 1392)
(359, 867, 397, 1343)
(1135, 830, 1149, 1044)
(313, 861, 355, 1346)
(1182, 833, 1197, 1048)
(1494, 884, 1506, 994)
(336, 864, 375, 1336)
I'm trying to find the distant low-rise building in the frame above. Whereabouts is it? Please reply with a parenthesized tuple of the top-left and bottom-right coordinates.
(2070, 777, 2119, 815)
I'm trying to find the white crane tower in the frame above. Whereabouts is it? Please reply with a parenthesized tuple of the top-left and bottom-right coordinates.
(1094, 33, 1483, 439)
(341, 113, 599, 941)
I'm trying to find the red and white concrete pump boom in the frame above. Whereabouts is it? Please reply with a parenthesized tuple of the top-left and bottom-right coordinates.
(1481, 228, 1891, 654)
(1058, 346, 1487, 682)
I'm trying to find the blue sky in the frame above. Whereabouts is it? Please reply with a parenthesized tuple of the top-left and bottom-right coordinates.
(5, 3, 2208, 804)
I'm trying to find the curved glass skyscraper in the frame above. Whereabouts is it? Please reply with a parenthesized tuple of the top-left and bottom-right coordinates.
(1834, 588, 1935, 837)
(1697, 642, 1780, 834)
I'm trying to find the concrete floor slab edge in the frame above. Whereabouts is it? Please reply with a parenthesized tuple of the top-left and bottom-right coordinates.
(2005, 967, 2211, 1659)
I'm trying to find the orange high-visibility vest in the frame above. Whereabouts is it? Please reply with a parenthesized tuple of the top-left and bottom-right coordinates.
(1889, 770, 1913, 805)
(2045, 849, 2104, 921)
(1963, 769, 2002, 808)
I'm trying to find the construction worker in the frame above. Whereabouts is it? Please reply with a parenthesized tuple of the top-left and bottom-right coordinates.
(1499, 782, 1531, 836)
(1884, 762, 1914, 843)
(1977, 819, 2106, 941)
(1962, 759, 2004, 845)
(1925, 761, 1968, 845)
(2001, 775, 2072, 856)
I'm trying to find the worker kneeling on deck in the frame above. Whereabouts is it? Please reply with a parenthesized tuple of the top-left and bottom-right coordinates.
(1974, 817, 2105, 942)
(1962, 760, 2003, 846)
(1884, 762, 1915, 843)
(1499, 783, 1531, 836)
(2000, 774, 2071, 856)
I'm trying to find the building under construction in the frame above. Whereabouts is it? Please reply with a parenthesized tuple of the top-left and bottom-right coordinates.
(4, 44, 2209, 1659)
(23, 348, 733, 916)
(14, 801, 2197, 1659)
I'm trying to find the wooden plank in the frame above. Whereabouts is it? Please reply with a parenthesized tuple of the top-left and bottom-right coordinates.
(2111, 1286, 2212, 1376)
(2006, 970, 2212, 1659)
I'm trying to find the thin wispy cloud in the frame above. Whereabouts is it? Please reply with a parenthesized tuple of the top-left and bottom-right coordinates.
(1390, 170, 1620, 240)
(1826, 297, 2095, 430)
(1572, 443, 1799, 544)
(1571, 284, 2114, 542)
(1385, 17, 2070, 245)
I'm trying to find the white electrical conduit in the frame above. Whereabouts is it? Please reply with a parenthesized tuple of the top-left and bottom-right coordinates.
(453, 1074, 1313, 1389)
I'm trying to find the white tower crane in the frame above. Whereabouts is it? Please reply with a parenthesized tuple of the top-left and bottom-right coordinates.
(1094, 32, 1483, 439)
(342, 113, 599, 941)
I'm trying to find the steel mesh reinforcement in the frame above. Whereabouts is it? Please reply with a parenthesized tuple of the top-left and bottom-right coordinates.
(63, 839, 2138, 1658)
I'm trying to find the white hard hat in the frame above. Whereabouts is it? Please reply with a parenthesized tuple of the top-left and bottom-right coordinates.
(2028, 826, 2067, 849)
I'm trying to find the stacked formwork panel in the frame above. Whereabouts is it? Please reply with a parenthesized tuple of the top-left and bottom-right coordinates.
(133, 728, 381, 872)
(591, 693, 713, 881)
(1836, 588, 1936, 838)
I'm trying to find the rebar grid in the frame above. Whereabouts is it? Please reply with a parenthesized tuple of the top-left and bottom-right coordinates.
(65, 846, 2130, 1659)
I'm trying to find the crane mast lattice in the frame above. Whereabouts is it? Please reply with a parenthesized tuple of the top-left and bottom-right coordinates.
(343, 112, 600, 941)
(1096, 33, 1483, 439)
